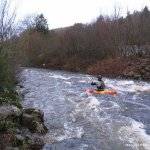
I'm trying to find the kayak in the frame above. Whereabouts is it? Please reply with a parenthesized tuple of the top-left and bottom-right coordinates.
(85, 88, 117, 95)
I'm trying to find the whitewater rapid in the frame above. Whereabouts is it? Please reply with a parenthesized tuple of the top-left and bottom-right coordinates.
(18, 68, 150, 150)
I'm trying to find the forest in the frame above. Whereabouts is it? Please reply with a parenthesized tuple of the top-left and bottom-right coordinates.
(12, 6, 150, 79)
(1, 4, 150, 94)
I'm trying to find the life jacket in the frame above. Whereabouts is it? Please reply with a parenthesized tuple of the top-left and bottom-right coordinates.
(96, 80, 105, 90)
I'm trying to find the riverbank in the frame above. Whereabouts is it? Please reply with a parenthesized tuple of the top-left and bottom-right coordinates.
(41, 56, 150, 81)
(0, 88, 47, 150)
(87, 56, 150, 81)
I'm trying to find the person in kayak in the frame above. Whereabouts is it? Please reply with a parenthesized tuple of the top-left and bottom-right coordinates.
(91, 75, 105, 91)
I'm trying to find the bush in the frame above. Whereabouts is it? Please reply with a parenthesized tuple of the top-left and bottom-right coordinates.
(0, 48, 16, 90)
(0, 120, 19, 131)
(0, 48, 21, 108)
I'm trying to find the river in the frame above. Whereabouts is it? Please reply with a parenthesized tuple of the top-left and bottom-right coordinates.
(18, 68, 150, 150)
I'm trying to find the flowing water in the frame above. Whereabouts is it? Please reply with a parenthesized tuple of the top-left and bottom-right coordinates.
(18, 68, 150, 150)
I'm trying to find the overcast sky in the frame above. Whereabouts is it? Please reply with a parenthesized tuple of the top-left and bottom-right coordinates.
(14, 0, 150, 29)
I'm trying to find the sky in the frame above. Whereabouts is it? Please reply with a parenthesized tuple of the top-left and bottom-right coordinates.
(13, 0, 150, 29)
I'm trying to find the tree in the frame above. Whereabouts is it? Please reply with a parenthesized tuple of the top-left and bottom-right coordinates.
(34, 13, 49, 34)
(0, 0, 16, 51)
(0, 0, 17, 90)
(20, 13, 49, 34)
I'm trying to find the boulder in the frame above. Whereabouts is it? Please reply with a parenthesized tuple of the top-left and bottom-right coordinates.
(24, 108, 44, 122)
(21, 113, 34, 127)
(21, 108, 47, 133)
(0, 105, 21, 121)
(0, 106, 47, 150)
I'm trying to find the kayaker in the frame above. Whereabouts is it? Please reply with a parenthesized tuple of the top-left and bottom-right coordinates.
(91, 75, 105, 91)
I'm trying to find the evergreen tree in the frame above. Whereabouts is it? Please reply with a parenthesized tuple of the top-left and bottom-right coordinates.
(34, 14, 49, 34)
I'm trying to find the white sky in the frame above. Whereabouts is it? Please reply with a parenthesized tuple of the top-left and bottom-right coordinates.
(13, 0, 150, 29)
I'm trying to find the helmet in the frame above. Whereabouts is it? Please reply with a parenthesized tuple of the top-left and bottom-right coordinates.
(97, 75, 102, 80)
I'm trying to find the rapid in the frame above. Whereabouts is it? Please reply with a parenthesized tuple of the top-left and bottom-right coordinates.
(18, 68, 150, 150)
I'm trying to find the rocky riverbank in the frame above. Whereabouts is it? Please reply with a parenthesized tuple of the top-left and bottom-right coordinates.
(123, 57, 150, 81)
(85, 56, 150, 81)
(42, 56, 150, 81)
(0, 105, 47, 150)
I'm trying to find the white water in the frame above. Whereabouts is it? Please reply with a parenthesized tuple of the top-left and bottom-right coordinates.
(18, 68, 150, 150)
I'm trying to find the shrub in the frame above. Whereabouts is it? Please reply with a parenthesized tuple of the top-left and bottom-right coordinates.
(0, 120, 19, 131)
(87, 58, 126, 77)
(0, 48, 16, 90)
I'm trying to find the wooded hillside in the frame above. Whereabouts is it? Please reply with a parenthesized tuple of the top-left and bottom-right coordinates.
(13, 7, 150, 80)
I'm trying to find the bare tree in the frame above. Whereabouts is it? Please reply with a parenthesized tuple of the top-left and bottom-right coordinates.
(0, 0, 16, 51)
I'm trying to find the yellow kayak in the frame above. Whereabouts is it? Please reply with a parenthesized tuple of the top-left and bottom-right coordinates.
(85, 88, 117, 95)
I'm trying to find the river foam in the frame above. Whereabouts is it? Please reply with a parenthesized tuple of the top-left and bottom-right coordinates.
(18, 68, 150, 150)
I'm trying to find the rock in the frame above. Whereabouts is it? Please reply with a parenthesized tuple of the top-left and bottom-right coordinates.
(21, 113, 34, 127)
(128, 71, 134, 77)
(15, 134, 25, 146)
(0, 133, 12, 149)
(0, 105, 47, 149)
(8, 128, 21, 134)
(5, 147, 19, 150)
(141, 69, 146, 74)
(133, 74, 141, 79)
(124, 71, 135, 78)
(21, 108, 47, 133)
(31, 121, 47, 133)
(24, 108, 44, 122)
(29, 136, 44, 150)
(144, 66, 150, 71)
(0, 105, 21, 121)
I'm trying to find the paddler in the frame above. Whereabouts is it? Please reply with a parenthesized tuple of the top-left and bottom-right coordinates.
(91, 75, 105, 91)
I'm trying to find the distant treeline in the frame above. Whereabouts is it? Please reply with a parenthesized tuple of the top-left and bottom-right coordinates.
(14, 6, 150, 69)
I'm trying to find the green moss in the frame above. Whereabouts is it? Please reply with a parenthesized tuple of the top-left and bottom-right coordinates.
(0, 120, 19, 131)
(0, 86, 22, 109)
(11, 134, 31, 150)
(18, 138, 31, 150)
(0, 96, 22, 109)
